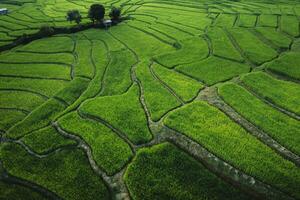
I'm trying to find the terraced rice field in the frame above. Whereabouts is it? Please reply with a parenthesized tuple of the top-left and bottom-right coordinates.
(0, 0, 300, 199)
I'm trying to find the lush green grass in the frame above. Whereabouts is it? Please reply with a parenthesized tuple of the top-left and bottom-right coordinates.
(281, 15, 299, 37)
(176, 56, 250, 85)
(58, 112, 133, 175)
(0, 52, 74, 65)
(218, 82, 300, 155)
(21, 125, 76, 154)
(125, 142, 253, 200)
(7, 98, 66, 139)
(0, 77, 69, 97)
(164, 101, 300, 199)
(110, 23, 173, 59)
(0, 63, 71, 80)
(258, 15, 278, 27)
(74, 39, 94, 78)
(241, 71, 300, 115)
(79, 84, 152, 144)
(0, 109, 26, 131)
(0, 181, 48, 200)
(207, 27, 244, 61)
(154, 36, 208, 68)
(136, 61, 181, 121)
(266, 52, 300, 80)
(102, 49, 135, 96)
(54, 77, 90, 105)
(0, 143, 110, 200)
(0, 90, 45, 111)
(215, 13, 236, 27)
(17, 36, 74, 53)
(238, 14, 257, 27)
(255, 27, 292, 49)
(152, 62, 204, 102)
(229, 28, 278, 64)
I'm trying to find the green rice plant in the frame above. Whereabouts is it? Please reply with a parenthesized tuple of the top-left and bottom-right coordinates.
(0, 181, 47, 200)
(18, 36, 74, 53)
(109, 24, 174, 60)
(21, 125, 76, 154)
(207, 27, 244, 61)
(238, 14, 257, 27)
(82, 29, 124, 51)
(0, 143, 110, 200)
(58, 112, 133, 175)
(292, 39, 300, 51)
(101, 49, 135, 96)
(54, 77, 90, 105)
(6, 98, 66, 139)
(228, 28, 278, 64)
(151, 22, 193, 41)
(74, 39, 94, 78)
(127, 20, 177, 45)
(0, 52, 74, 65)
(176, 56, 250, 85)
(0, 90, 45, 111)
(125, 142, 253, 200)
(218, 82, 300, 155)
(136, 61, 181, 121)
(79, 84, 152, 144)
(255, 27, 292, 49)
(0, 77, 69, 97)
(164, 101, 300, 199)
(258, 14, 278, 27)
(215, 13, 237, 27)
(281, 15, 299, 37)
(241, 71, 300, 115)
(0, 63, 71, 80)
(0, 109, 26, 131)
(154, 36, 208, 68)
(55, 40, 109, 118)
(266, 52, 300, 80)
(152, 62, 203, 102)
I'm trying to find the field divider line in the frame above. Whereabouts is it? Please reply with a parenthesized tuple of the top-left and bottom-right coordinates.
(0, 107, 30, 115)
(198, 87, 300, 166)
(107, 29, 153, 126)
(0, 88, 49, 100)
(53, 122, 130, 200)
(161, 125, 295, 200)
(238, 81, 300, 121)
(77, 110, 136, 152)
(223, 27, 257, 68)
(0, 74, 70, 82)
(0, 164, 62, 200)
(149, 62, 184, 105)
(264, 68, 300, 84)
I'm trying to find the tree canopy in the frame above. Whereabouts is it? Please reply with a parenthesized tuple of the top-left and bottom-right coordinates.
(66, 10, 82, 24)
(109, 7, 121, 21)
(88, 4, 105, 23)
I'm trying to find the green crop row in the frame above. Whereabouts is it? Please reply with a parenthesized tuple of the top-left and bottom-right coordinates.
(125, 142, 253, 200)
(136, 61, 181, 121)
(241, 71, 300, 115)
(79, 84, 152, 144)
(218, 82, 300, 155)
(164, 101, 300, 199)
(58, 112, 133, 175)
(0, 143, 110, 200)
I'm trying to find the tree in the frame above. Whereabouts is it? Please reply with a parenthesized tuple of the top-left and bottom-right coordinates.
(88, 4, 105, 23)
(109, 7, 121, 21)
(66, 10, 82, 24)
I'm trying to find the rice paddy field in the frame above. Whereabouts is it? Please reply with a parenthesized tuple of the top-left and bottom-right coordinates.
(0, 0, 300, 199)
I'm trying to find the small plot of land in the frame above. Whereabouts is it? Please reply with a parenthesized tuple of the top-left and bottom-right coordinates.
(0, 0, 300, 199)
